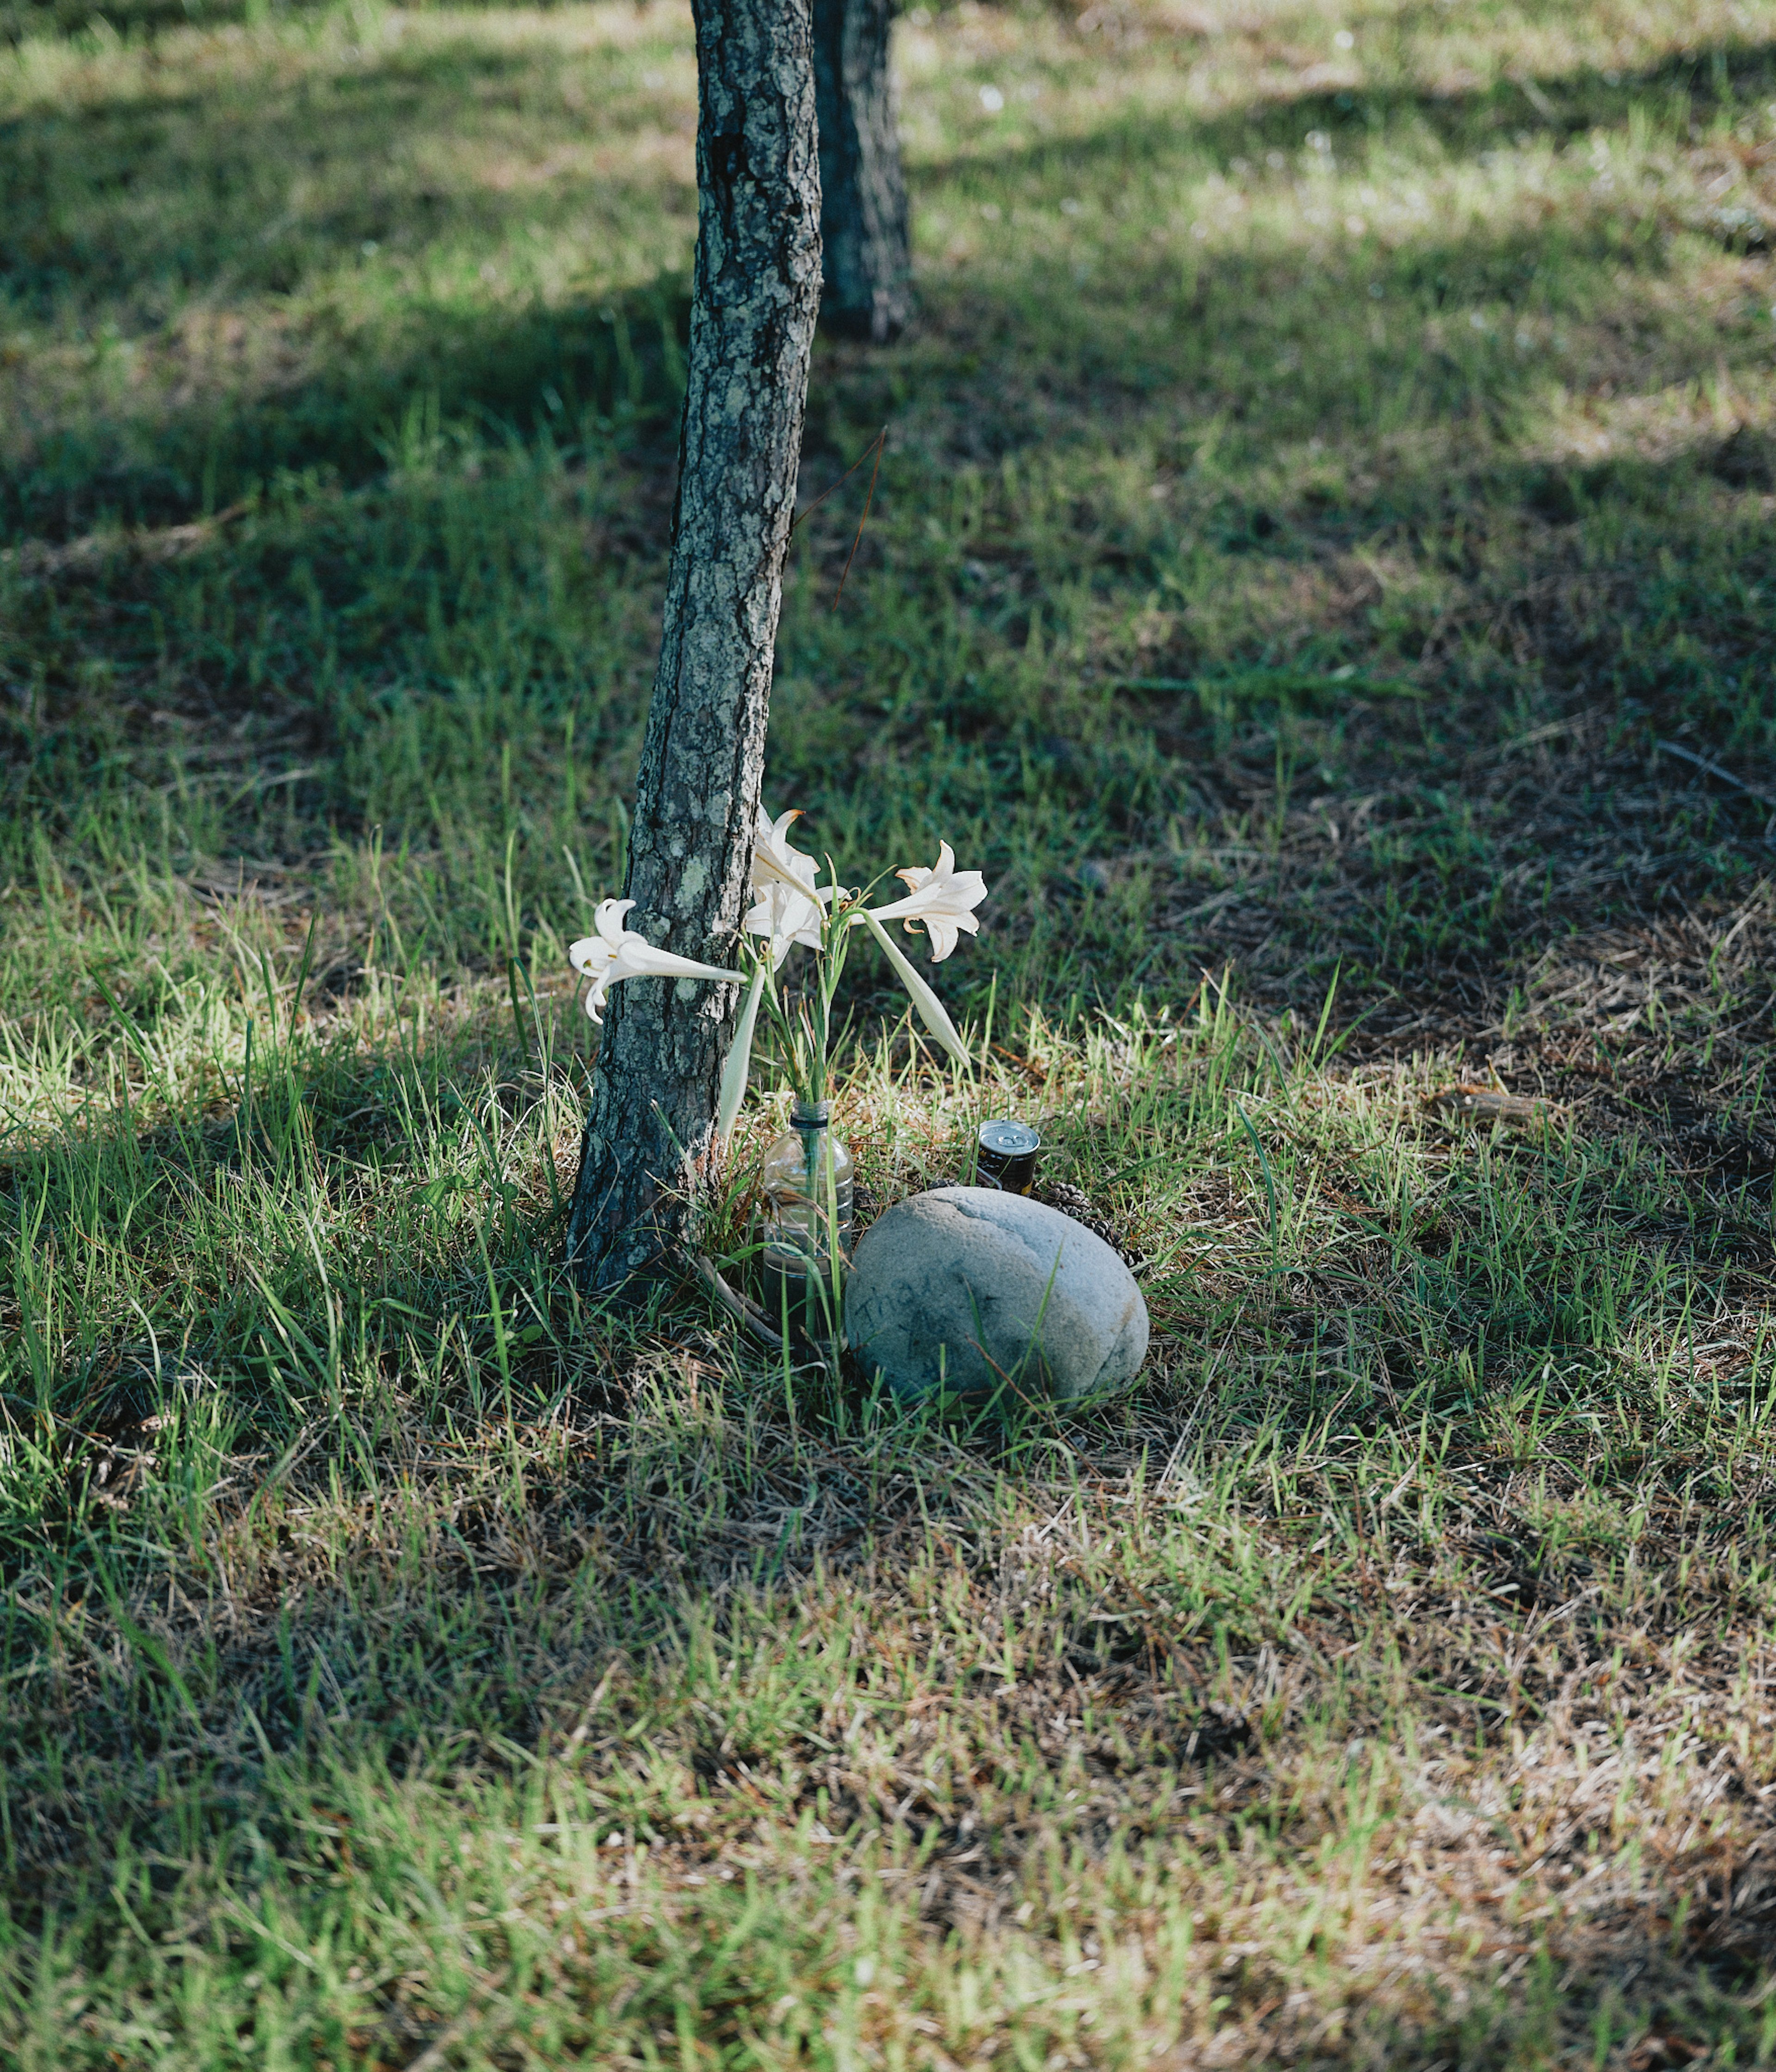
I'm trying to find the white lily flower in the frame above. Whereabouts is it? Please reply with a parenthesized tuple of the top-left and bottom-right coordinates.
(568, 898, 743, 1023)
(860, 842, 988, 961)
(745, 804, 837, 968)
(743, 878, 826, 970)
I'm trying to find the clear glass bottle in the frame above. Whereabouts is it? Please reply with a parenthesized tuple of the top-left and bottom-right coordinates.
(756, 1100, 854, 1341)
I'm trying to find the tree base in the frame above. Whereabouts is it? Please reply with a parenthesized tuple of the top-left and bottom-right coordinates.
(820, 291, 911, 345)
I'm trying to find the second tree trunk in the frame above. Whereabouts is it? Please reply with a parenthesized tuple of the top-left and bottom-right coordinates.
(813, 0, 912, 342)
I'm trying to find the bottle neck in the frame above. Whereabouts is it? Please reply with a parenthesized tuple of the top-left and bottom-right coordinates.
(790, 1099, 832, 1131)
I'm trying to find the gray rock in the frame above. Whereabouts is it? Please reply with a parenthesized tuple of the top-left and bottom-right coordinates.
(845, 1186, 1148, 1405)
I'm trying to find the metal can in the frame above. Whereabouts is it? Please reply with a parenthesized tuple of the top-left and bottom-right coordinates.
(974, 1118, 1041, 1194)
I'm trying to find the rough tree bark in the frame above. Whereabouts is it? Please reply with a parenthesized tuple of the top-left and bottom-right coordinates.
(812, 0, 911, 341)
(565, 0, 823, 1295)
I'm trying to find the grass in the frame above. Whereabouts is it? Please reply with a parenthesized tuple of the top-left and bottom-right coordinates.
(6, 0, 1776, 2060)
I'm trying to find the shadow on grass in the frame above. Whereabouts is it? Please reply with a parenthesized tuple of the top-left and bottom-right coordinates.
(0, 37, 661, 317)
(2, 0, 1774, 1113)
(6, 273, 694, 538)
(0, 0, 607, 38)
(920, 32, 1776, 185)
(6, 29, 1772, 535)
(5, 376, 1774, 1050)
(2, 0, 329, 37)
(0, 18, 699, 533)
(0, 992, 583, 1447)
(7, 12, 1776, 2060)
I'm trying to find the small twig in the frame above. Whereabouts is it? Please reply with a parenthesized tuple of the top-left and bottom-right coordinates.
(561, 1660, 619, 1757)
(1655, 738, 1776, 814)
(684, 1249, 783, 1350)
(834, 427, 887, 610)
(1513, 72, 1558, 121)
(788, 426, 886, 539)
(1425, 1085, 1558, 1129)
(1158, 1297, 1248, 1491)
(403, 1973, 512, 2072)
(681, 1249, 833, 1373)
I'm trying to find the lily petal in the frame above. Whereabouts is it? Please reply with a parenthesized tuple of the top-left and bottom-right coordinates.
(751, 805, 822, 895)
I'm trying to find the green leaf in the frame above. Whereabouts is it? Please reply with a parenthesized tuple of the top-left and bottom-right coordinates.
(717, 963, 769, 1142)
(859, 910, 974, 1074)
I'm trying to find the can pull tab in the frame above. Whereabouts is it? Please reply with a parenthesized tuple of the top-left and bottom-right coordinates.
(974, 1118, 1041, 1195)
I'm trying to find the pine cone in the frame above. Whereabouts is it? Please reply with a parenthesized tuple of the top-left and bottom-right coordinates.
(1036, 1179, 1133, 1263)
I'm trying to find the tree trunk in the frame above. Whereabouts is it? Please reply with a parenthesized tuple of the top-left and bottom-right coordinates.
(565, 0, 822, 1296)
(813, 0, 912, 342)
